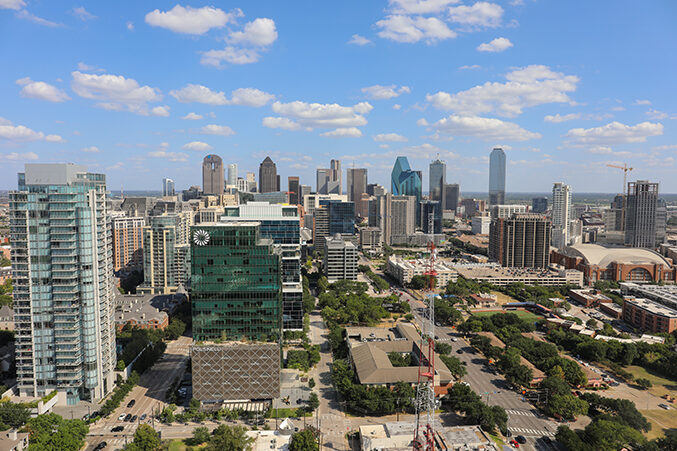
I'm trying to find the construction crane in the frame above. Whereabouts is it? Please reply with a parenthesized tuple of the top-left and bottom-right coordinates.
(413, 239, 437, 451)
(606, 163, 633, 195)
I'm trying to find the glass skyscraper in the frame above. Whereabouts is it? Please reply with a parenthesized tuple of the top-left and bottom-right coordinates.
(191, 222, 282, 342)
(489, 147, 506, 206)
(429, 159, 446, 202)
(391, 157, 422, 203)
(10, 164, 115, 404)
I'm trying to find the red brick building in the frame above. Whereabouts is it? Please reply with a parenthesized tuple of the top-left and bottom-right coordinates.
(552, 244, 676, 285)
(622, 297, 677, 334)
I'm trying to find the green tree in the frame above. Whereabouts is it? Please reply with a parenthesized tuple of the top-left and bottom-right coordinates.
(24, 414, 89, 451)
(586, 318, 598, 329)
(582, 419, 645, 451)
(308, 378, 315, 389)
(289, 429, 319, 451)
(434, 341, 452, 355)
(635, 378, 652, 389)
(126, 424, 161, 451)
(505, 364, 534, 388)
(207, 424, 253, 451)
(0, 402, 30, 428)
(116, 359, 126, 371)
(556, 426, 594, 451)
(547, 394, 588, 420)
(439, 355, 467, 379)
(165, 318, 186, 340)
(189, 426, 211, 446)
(307, 392, 320, 412)
(387, 352, 412, 367)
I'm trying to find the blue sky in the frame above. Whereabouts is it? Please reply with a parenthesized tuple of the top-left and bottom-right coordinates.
(1, 1, 676, 194)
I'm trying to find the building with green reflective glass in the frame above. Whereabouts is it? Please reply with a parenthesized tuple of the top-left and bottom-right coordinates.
(190, 222, 282, 342)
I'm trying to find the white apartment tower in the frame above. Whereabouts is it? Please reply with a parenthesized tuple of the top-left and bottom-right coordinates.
(552, 182, 572, 249)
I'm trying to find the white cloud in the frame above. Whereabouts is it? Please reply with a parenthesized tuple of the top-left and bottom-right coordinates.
(427, 65, 579, 117)
(362, 84, 411, 100)
(262, 117, 302, 131)
(230, 88, 275, 107)
(586, 146, 635, 157)
(0, 120, 64, 143)
(393, 104, 402, 110)
(389, 0, 461, 14)
(182, 141, 213, 151)
(72, 6, 96, 21)
(228, 18, 277, 46)
(151, 105, 170, 117)
(170, 84, 228, 105)
(0, 117, 11, 125)
(1, 151, 38, 161)
(634, 99, 651, 105)
(477, 37, 512, 52)
(82, 146, 100, 153)
(654, 144, 677, 151)
(374, 133, 408, 142)
(267, 100, 373, 130)
(646, 109, 669, 120)
(459, 64, 481, 70)
(71, 71, 163, 115)
(376, 15, 456, 43)
(544, 113, 581, 123)
(200, 46, 262, 67)
(419, 114, 541, 141)
(145, 5, 238, 35)
(16, 77, 70, 102)
(148, 150, 188, 162)
(16, 9, 60, 27)
(379, 144, 390, 149)
(320, 127, 363, 138)
(0, 0, 25, 10)
(77, 62, 104, 72)
(566, 121, 663, 145)
(126, 21, 134, 30)
(200, 124, 235, 136)
(448, 2, 504, 28)
(182, 112, 203, 120)
(348, 34, 372, 45)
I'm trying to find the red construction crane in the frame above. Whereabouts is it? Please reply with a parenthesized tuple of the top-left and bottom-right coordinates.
(606, 163, 633, 195)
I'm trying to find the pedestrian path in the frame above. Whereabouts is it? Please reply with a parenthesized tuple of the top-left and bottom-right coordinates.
(508, 426, 555, 437)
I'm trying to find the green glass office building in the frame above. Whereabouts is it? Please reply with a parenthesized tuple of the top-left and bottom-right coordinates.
(191, 222, 282, 342)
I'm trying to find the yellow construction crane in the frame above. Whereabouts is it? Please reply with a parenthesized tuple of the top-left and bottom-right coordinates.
(606, 163, 633, 195)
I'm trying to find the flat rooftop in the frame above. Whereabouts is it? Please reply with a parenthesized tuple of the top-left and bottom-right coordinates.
(624, 297, 677, 318)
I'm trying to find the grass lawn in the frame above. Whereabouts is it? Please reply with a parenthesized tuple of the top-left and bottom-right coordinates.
(267, 407, 311, 418)
(472, 310, 542, 323)
(490, 291, 520, 306)
(167, 440, 186, 451)
(626, 365, 677, 399)
(640, 409, 677, 440)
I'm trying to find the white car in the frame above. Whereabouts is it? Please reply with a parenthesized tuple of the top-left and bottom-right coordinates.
(118, 414, 126, 421)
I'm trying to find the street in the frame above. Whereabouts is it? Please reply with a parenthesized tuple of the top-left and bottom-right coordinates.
(86, 335, 192, 450)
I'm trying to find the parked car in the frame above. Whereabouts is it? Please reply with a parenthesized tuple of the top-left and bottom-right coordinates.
(542, 436, 552, 444)
(117, 414, 126, 421)
(516, 435, 527, 444)
(127, 399, 136, 408)
(94, 442, 107, 450)
(111, 426, 124, 432)
(510, 439, 520, 448)
(140, 413, 147, 421)
(659, 404, 671, 410)
(124, 414, 132, 422)
(131, 415, 138, 422)
(456, 349, 463, 354)
(505, 430, 512, 437)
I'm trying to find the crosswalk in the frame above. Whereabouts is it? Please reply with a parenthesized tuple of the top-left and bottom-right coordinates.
(509, 426, 555, 437)
(506, 409, 539, 417)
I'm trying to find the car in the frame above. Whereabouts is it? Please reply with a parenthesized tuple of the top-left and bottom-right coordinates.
(434, 335, 439, 340)
(127, 399, 136, 408)
(516, 435, 527, 444)
(456, 349, 463, 354)
(542, 436, 552, 444)
(117, 414, 126, 421)
(509, 439, 520, 448)
(659, 404, 671, 410)
(124, 413, 132, 422)
(140, 413, 147, 421)
(131, 415, 138, 422)
(111, 426, 124, 432)
(505, 430, 512, 437)
(94, 442, 107, 450)
(451, 337, 458, 342)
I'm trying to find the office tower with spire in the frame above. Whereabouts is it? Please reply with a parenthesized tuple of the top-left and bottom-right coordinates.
(346, 168, 368, 216)
(552, 182, 572, 249)
(625, 180, 660, 248)
(10, 164, 115, 402)
(489, 147, 506, 206)
(227, 163, 237, 187)
(259, 156, 280, 193)
(429, 158, 446, 204)
(317, 159, 342, 194)
(202, 155, 224, 195)
(162, 178, 175, 197)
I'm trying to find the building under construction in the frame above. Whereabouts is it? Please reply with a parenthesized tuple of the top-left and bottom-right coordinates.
(489, 213, 551, 268)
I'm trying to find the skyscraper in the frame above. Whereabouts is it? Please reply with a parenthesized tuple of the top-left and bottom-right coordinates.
(420, 200, 442, 234)
(259, 156, 280, 193)
(429, 159, 446, 204)
(625, 180, 659, 248)
(111, 215, 145, 271)
(162, 177, 175, 197)
(489, 213, 551, 268)
(316, 160, 342, 194)
(391, 157, 422, 203)
(346, 168, 368, 216)
(140, 214, 192, 294)
(202, 154, 224, 195)
(443, 184, 460, 212)
(10, 164, 115, 402)
(288, 176, 300, 205)
(532, 197, 548, 213)
(246, 172, 257, 192)
(489, 147, 506, 206)
(227, 163, 237, 187)
(551, 182, 572, 249)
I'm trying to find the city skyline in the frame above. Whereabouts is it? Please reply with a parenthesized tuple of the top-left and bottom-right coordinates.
(1, 1, 677, 193)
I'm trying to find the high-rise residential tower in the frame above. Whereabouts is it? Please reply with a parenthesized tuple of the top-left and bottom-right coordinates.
(489, 213, 551, 268)
(625, 180, 660, 248)
(552, 182, 572, 249)
(111, 215, 145, 271)
(10, 164, 115, 402)
(202, 155, 224, 195)
(227, 164, 237, 187)
(140, 213, 192, 294)
(489, 147, 506, 206)
(162, 178, 175, 197)
(429, 159, 446, 204)
(259, 156, 280, 193)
